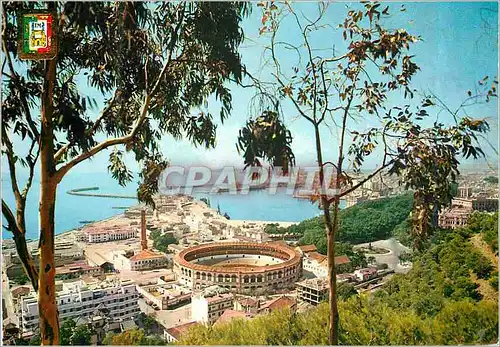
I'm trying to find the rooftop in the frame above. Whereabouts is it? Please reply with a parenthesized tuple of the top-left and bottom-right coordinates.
(296, 278, 329, 290)
(307, 251, 327, 263)
(129, 249, 166, 261)
(215, 310, 253, 325)
(165, 321, 199, 340)
(207, 293, 233, 303)
(258, 296, 296, 312)
(297, 244, 317, 253)
(237, 297, 259, 307)
(334, 255, 351, 265)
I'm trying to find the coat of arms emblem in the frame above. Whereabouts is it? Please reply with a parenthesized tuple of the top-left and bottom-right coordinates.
(18, 11, 57, 60)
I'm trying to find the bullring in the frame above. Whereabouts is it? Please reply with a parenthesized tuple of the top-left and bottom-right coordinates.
(173, 242, 302, 292)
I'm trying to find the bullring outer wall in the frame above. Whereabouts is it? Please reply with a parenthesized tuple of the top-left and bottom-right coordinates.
(173, 242, 302, 291)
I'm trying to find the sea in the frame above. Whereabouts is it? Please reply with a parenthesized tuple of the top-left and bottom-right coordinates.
(1, 170, 344, 241)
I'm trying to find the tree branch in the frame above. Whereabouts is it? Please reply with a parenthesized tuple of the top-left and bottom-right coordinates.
(2, 11, 39, 140)
(22, 138, 40, 199)
(2, 199, 39, 291)
(55, 4, 186, 182)
(2, 130, 22, 202)
(330, 158, 397, 202)
(54, 89, 121, 163)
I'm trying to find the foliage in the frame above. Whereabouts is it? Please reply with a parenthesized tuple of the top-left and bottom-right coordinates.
(398, 251, 412, 264)
(54, 319, 92, 345)
(150, 230, 178, 253)
(14, 273, 29, 285)
(489, 275, 498, 290)
(264, 223, 289, 234)
(393, 217, 413, 247)
(60, 319, 77, 345)
(467, 211, 498, 252)
(375, 228, 495, 316)
(28, 334, 41, 346)
(103, 328, 166, 346)
(484, 175, 498, 184)
(3, 2, 250, 343)
(337, 283, 357, 300)
(69, 325, 92, 346)
(178, 297, 498, 345)
(236, 110, 295, 174)
(138, 313, 158, 334)
(336, 194, 413, 243)
(288, 194, 413, 252)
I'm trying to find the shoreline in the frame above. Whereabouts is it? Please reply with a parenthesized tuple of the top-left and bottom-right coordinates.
(9, 188, 320, 243)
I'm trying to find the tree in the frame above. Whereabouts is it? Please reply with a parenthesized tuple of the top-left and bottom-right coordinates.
(102, 328, 166, 346)
(69, 325, 92, 346)
(14, 273, 29, 285)
(103, 329, 145, 345)
(28, 334, 41, 346)
(2, 2, 249, 344)
(237, 2, 495, 344)
(337, 283, 357, 300)
(398, 251, 412, 265)
(483, 175, 498, 184)
(150, 230, 177, 253)
(140, 313, 157, 334)
(59, 319, 76, 345)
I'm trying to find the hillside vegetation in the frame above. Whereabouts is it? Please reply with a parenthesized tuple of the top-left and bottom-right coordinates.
(266, 193, 413, 253)
(467, 211, 498, 253)
(179, 220, 498, 345)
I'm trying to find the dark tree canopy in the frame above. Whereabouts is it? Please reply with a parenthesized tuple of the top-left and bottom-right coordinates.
(3, 1, 250, 202)
(2, 2, 250, 344)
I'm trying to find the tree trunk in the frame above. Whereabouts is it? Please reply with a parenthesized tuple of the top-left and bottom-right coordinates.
(2, 199, 39, 291)
(328, 198, 341, 345)
(39, 55, 59, 345)
(16, 201, 39, 290)
(313, 124, 339, 345)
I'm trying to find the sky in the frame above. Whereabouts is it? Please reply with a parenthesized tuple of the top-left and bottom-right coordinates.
(159, 1, 499, 171)
(3, 1, 499, 179)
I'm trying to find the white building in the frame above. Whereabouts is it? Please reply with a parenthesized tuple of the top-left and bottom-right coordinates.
(300, 249, 351, 278)
(302, 254, 328, 278)
(20, 278, 140, 332)
(128, 249, 169, 271)
(191, 290, 233, 325)
(76, 225, 137, 243)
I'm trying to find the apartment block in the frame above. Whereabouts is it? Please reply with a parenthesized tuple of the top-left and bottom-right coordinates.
(296, 278, 328, 305)
(20, 278, 140, 332)
(76, 225, 137, 243)
(191, 290, 233, 325)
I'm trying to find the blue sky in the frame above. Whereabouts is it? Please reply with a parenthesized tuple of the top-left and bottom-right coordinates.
(4, 2, 499, 178)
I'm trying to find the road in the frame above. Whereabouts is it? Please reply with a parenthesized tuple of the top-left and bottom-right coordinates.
(354, 238, 411, 274)
(1, 269, 18, 326)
